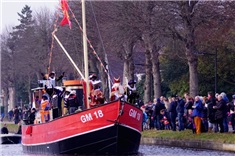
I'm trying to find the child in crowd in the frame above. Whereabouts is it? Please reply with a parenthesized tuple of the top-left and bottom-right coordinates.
(186, 109, 196, 133)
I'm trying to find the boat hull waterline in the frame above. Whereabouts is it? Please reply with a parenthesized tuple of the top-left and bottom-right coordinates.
(22, 100, 142, 155)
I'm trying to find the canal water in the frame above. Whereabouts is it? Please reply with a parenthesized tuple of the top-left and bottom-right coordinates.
(0, 144, 235, 156)
(1, 144, 235, 156)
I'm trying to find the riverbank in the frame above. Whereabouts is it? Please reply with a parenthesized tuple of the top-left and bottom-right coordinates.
(0, 121, 19, 133)
(141, 130, 235, 153)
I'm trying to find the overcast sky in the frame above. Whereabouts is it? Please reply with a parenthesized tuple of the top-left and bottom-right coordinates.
(0, 0, 59, 33)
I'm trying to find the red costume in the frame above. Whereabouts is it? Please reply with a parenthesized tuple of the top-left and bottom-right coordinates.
(110, 77, 124, 101)
(88, 76, 105, 108)
(90, 89, 105, 107)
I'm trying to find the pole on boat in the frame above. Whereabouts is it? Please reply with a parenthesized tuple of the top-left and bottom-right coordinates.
(82, 0, 90, 109)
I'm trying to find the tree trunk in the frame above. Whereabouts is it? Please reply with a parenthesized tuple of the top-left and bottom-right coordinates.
(97, 54, 109, 101)
(186, 48, 198, 97)
(28, 74, 31, 105)
(91, 44, 109, 100)
(151, 46, 162, 98)
(122, 41, 135, 86)
(8, 87, 15, 110)
(128, 56, 135, 81)
(144, 49, 152, 103)
(2, 89, 8, 115)
(123, 59, 129, 87)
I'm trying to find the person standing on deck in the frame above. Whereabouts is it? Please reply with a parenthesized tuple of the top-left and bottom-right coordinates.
(110, 77, 125, 101)
(63, 90, 70, 116)
(47, 71, 65, 82)
(28, 108, 36, 124)
(90, 80, 105, 107)
(35, 96, 41, 110)
(67, 90, 79, 114)
(125, 80, 139, 104)
(52, 87, 64, 117)
(89, 74, 98, 87)
(40, 94, 51, 123)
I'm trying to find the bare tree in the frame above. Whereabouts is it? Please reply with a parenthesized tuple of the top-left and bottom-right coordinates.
(156, 1, 235, 97)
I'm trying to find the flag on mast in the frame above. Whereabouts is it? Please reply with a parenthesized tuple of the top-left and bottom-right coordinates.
(60, 0, 72, 29)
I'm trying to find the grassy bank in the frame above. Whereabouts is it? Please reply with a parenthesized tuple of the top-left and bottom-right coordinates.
(1, 123, 19, 133)
(142, 130, 235, 144)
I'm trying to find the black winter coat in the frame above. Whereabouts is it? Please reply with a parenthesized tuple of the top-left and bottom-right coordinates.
(154, 102, 166, 117)
(176, 99, 185, 114)
(215, 99, 226, 120)
(206, 97, 216, 123)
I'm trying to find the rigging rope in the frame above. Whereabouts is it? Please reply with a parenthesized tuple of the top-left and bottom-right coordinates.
(48, 1, 114, 86)
(47, 13, 60, 77)
(89, 1, 113, 88)
(68, 4, 112, 83)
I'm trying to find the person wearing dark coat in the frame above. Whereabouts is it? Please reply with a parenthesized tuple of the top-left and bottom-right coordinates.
(153, 98, 166, 130)
(1, 124, 9, 134)
(229, 95, 235, 133)
(201, 102, 208, 133)
(145, 101, 154, 129)
(13, 106, 20, 124)
(168, 97, 177, 131)
(206, 91, 217, 132)
(176, 96, 185, 131)
(16, 122, 22, 134)
(52, 87, 64, 117)
(67, 90, 79, 114)
(28, 108, 36, 124)
(125, 80, 139, 104)
(213, 95, 227, 133)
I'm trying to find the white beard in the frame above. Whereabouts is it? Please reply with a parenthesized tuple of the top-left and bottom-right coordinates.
(112, 83, 120, 89)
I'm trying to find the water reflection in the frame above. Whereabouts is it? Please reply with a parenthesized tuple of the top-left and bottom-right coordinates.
(1, 144, 235, 156)
(139, 145, 235, 156)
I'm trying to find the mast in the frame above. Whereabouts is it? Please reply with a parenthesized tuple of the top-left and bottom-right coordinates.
(82, 0, 90, 109)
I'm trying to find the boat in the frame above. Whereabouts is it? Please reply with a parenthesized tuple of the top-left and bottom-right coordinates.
(1, 133, 21, 144)
(21, 0, 143, 155)
(22, 80, 142, 155)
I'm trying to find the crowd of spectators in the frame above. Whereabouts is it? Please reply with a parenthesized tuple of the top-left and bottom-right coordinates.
(141, 92, 235, 134)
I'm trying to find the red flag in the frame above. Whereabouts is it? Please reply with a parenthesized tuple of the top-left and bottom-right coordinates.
(60, 0, 72, 29)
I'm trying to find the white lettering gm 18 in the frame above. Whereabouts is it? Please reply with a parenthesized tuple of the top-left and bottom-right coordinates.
(80, 110, 104, 123)
(129, 109, 141, 121)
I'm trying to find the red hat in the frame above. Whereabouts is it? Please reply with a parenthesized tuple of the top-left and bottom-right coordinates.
(114, 77, 120, 83)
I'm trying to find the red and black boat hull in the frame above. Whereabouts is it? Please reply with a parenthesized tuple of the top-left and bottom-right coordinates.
(23, 124, 141, 155)
(22, 100, 142, 155)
